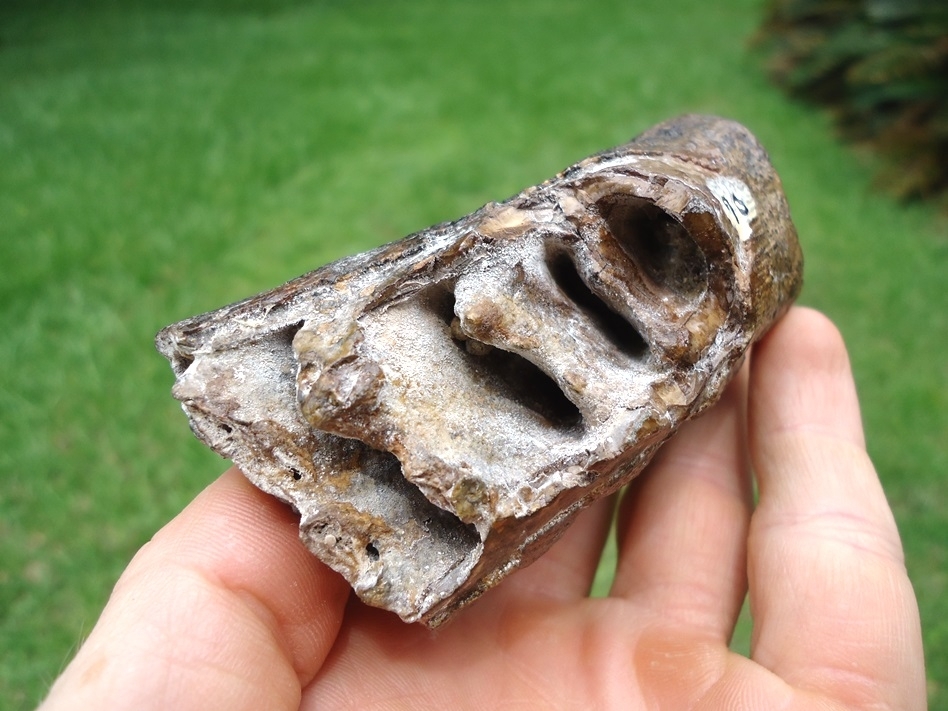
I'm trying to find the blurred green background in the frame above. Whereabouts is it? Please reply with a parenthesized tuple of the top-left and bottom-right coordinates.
(1, 0, 945, 708)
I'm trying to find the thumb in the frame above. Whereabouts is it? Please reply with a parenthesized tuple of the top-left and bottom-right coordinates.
(40, 467, 350, 711)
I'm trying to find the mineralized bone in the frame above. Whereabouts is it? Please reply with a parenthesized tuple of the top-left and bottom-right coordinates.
(156, 114, 802, 626)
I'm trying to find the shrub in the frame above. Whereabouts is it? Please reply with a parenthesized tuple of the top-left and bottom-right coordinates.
(757, 0, 948, 204)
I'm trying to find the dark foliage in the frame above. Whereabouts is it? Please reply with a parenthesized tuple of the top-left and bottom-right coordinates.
(757, 0, 948, 204)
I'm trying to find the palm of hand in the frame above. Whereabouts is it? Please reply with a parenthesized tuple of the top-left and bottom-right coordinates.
(41, 309, 926, 711)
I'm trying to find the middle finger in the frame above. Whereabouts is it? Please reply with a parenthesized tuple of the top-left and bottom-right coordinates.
(611, 364, 752, 644)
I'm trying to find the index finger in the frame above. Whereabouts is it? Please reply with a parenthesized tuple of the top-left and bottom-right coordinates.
(746, 307, 926, 709)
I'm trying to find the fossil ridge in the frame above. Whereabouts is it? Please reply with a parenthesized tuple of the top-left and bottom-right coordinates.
(156, 115, 802, 626)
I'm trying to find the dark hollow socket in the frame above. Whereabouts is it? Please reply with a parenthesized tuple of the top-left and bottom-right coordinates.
(426, 284, 582, 430)
(302, 441, 482, 598)
(545, 251, 648, 360)
(598, 196, 708, 299)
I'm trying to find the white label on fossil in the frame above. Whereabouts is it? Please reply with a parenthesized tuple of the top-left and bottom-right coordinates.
(707, 176, 756, 242)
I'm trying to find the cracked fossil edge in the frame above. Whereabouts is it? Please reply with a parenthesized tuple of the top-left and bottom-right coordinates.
(156, 114, 802, 626)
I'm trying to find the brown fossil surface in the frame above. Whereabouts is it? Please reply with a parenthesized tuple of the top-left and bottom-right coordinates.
(156, 114, 802, 626)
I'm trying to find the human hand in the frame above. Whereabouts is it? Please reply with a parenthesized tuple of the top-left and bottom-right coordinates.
(39, 307, 926, 710)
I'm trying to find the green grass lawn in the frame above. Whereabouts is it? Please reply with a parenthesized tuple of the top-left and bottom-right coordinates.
(1, 0, 945, 707)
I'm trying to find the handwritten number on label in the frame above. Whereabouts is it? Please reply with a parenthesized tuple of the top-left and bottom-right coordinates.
(707, 176, 756, 242)
(722, 194, 749, 225)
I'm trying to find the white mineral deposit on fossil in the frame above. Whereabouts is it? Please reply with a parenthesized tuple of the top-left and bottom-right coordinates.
(156, 114, 802, 626)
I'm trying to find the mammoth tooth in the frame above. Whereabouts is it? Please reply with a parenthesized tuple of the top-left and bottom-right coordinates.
(156, 114, 802, 626)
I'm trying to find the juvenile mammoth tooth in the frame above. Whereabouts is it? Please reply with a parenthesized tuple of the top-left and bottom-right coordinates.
(156, 114, 802, 626)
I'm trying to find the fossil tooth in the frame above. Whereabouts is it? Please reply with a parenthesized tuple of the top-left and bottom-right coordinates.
(156, 114, 802, 626)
